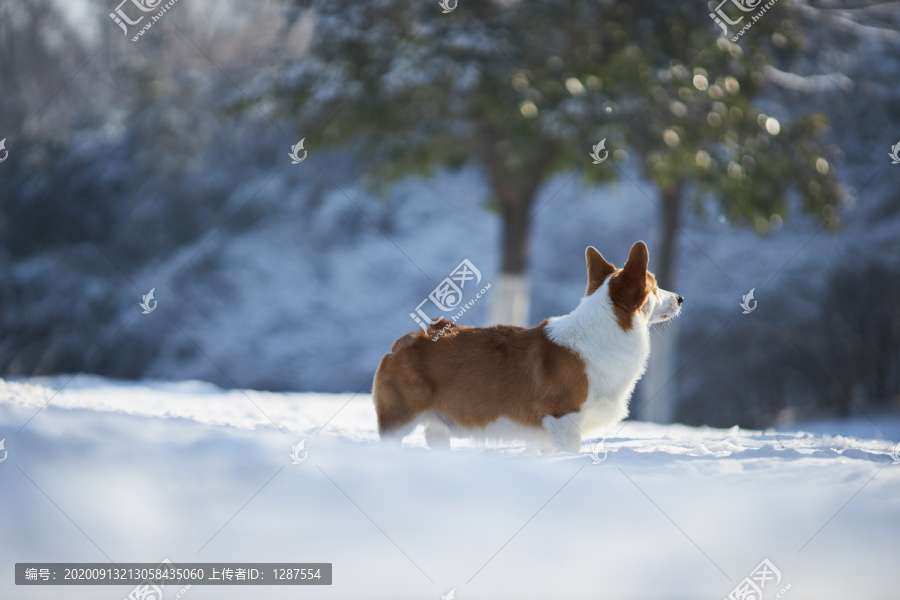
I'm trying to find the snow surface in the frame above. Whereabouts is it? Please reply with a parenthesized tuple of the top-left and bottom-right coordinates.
(1, 375, 899, 599)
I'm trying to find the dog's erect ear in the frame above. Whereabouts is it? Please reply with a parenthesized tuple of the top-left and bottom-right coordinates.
(585, 246, 616, 295)
(621, 241, 649, 284)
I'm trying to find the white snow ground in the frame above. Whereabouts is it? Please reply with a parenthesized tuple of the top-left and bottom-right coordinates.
(1, 375, 898, 600)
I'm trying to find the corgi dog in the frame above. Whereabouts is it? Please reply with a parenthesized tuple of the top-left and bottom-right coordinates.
(372, 241, 683, 452)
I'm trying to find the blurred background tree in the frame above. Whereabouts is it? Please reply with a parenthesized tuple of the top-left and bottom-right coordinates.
(604, 4, 847, 420)
(243, 0, 633, 325)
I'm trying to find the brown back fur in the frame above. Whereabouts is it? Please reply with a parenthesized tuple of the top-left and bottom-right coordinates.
(373, 321, 589, 436)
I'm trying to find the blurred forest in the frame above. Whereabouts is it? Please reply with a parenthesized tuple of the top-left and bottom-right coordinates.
(1, 0, 899, 429)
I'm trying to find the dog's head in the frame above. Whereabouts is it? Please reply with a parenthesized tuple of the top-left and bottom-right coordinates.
(584, 241, 683, 330)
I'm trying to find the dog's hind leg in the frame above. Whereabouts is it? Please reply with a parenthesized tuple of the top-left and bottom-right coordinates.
(423, 414, 452, 450)
(543, 414, 583, 453)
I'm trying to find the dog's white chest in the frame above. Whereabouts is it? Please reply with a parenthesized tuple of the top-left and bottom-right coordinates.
(546, 293, 651, 434)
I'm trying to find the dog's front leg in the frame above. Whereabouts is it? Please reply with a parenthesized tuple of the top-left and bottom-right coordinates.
(542, 414, 583, 453)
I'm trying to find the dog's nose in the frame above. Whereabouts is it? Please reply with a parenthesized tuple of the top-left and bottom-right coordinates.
(676, 295, 684, 305)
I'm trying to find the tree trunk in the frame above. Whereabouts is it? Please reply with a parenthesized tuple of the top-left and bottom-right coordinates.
(490, 185, 536, 326)
(475, 123, 548, 327)
(637, 182, 684, 423)
(655, 182, 684, 291)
